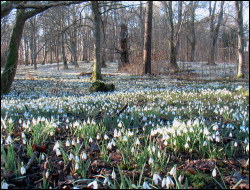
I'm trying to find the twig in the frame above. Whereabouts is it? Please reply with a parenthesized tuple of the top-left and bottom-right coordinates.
(26, 151, 39, 171)
(111, 103, 128, 118)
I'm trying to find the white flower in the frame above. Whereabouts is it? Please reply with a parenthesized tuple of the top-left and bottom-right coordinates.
(153, 173, 161, 185)
(215, 136, 221, 143)
(111, 169, 116, 179)
(56, 148, 61, 156)
(178, 174, 184, 183)
(118, 122, 123, 128)
(81, 152, 87, 160)
(41, 153, 45, 160)
(72, 139, 76, 146)
(212, 168, 217, 177)
(53, 141, 60, 151)
(246, 143, 249, 153)
(75, 163, 80, 170)
(122, 136, 128, 141)
(21, 132, 26, 138)
(88, 180, 98, 189)
(184, 142, 189, 149)
(229, 132, 233, 138)
(135, 138, 140, 145)
(234, 141, 238, 147)
(166, 176, 175, 188)
(162, 177, 167, 187)
(131, 147, 135, 153)
(89, 137, 93, 143)
(104, 134, 109, 140)
(203, 127, 210, 135)
(148, 157, 154, 165)
(21, 165, 26, 175)
(187, 136, 191, 142)
(103, 177, 111, 185)
(96, 134, 101, 140)
(75, 156, 80, 163)
(77, 138, 80, 144)
(65, 140, 70, 147)
(6, 135, 13, 144)
(142, 181, 151, 189)
(203, 141, 207, 146)
(164, 140, 168, 146)
(157, 151, 161, 158)
(69, 153, 75, 161)
(23, 138, 27, 144)
(45, 170, 49, 179)
(169, 165, 177, 176)
(107, 142, 113, 150)
(1, 181, 9, 189)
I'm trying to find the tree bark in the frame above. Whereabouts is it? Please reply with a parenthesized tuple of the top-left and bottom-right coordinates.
(119, 23, 130, 70)
(61, 32, 68, 69)
(143, 1, 153, 74)
(91, 1, 102, 81)
(1, 9, 26, 94)
(207, 1, 224, 65)
(235, 1, 245, 78)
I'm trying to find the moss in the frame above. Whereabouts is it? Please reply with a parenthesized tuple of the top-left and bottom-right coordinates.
(180, 170, 214, 189)
(89, 80, 115, 93)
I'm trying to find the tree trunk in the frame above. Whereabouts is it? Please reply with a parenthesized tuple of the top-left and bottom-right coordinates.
(207, 1, 224, 65)
(91, 1, 102, 81)
(235, 1, 245, 78)
(61, 32, 68, 69)
(119, 23, 130, 70)
(143, 1, 153, 74)
(1, 9, 26, 94)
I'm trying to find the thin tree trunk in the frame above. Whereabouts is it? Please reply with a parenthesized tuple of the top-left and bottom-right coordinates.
(143, 1, 153, 74)
(61, 32, 68, 69)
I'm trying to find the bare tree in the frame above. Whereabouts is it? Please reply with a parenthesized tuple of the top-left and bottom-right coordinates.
(143, 1, 153, 74)
(207, 1, 224, 65)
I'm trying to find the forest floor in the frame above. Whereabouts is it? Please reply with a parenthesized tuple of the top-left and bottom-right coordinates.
(1, 61, 249, 189)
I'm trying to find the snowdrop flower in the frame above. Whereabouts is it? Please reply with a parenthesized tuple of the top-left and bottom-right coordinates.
(166, 176, 175, 188)
(107, 142, 113, 150)
(215, 136, 221, 143)
(131, 147, 135, 153)
(75, 163, 80, 170)
(75, 156, 80, 163)
(148, 157, 154, 165)
(6, 135, 13, 144)
(164, 140, 168, 146)
(88, 180, 98, 189)
(246, 143, 249, 153)
(103, 177, 111, 185)
(142, 181, 151, 189)
(69, 153, 75, 161)
(22, 138, 27, 144)
(153, 173, 162, 185)
(41, 153, 45, 160)
(104, 134, 109, 140)
(21, 132, 26, 138)
(203, 141, 207, 146)
(187, 136, 191, 142)
(72, 139, 76, 146)
(178, 174, 184, 183)
(157, 151, 161, 158)
(122, 136, 128, 141)
(118, 122, 123, 128)
(89, 137, 93, 143)
(76, 138, 80, 144)
(169, 165, 177, 176)
(45, 170, 49, 179)
(111, 168, 116, 179)
(65, 140, 70, 147)
(53, 141, 60, 151)
(234, 141, 238, 147)
(96, 134, 101, 140)
(212, 168, 217, 177)
(20, 164, 26, 175)
(184, 142, 189, 149)
(56, 148, 61, 156)
(229, 132, 233, 138)
(212, 124, 219, 131)
(162, 177, 167, 188)
(81, 152, 87, 160)
(203, 127, 210, 135)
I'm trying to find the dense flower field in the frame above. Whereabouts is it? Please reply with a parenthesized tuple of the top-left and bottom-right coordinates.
(1, 72, 249, 189)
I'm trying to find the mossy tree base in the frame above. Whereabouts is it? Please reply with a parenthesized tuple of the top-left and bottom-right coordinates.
(89, 80, 115, 93)
(90, 72, 102, 82)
